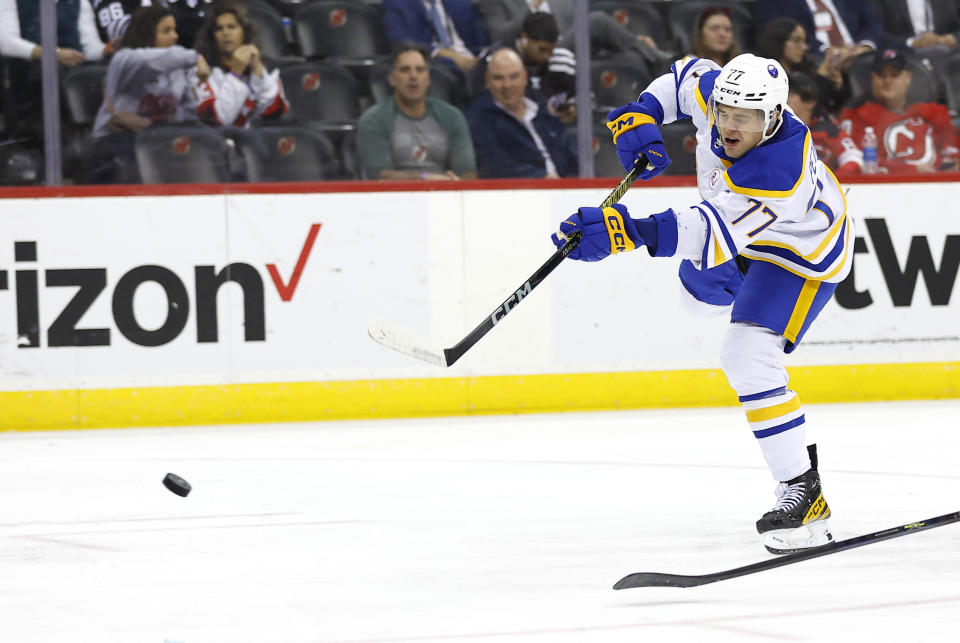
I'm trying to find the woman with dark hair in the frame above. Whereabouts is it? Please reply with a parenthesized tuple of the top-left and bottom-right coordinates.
(92, 5, 207, 139)
(755, 17, 850, 115)
(689, 6, 739, 66)
(192, 1, 288, 127)
(88, 5, 208, 182)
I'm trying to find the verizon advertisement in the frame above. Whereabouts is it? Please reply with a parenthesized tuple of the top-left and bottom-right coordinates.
(0, 183, 957, 391)
(550, 182, 960, 372)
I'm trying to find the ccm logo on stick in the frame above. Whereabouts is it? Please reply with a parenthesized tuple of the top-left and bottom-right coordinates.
(490, 282, 533, 325)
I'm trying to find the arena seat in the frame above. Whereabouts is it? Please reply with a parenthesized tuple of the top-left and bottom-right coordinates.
(135, 125, 231, 184)
(944, 52, 960, 115)
(238, 125, 340, 181)
(293, 1, 388, 64)
(244, 0, 291, 59)
(589, 1, 668, 48)
(592, 123, 626, 178)
(659, 118, 698, 176)
(62, 63, 107, 125)
(280, 61, 362, 134)
(591, 58, 653, 112)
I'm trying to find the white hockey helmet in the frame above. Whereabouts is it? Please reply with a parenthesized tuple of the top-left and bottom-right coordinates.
(711, 53, 789, 144)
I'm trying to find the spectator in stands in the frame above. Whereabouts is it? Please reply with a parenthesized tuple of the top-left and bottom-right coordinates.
(472, 12, 577, 124)
(871, 0, 960, 52)
(357, 41, 477, 180)
(466, 47, 577, 178)
(87, 5, 206, 182)
(164, 0, 213, 47)
(0, 0, 106, 136)
(192, 0, 287, 128)
(689, 6, 739, 67)
(91, 0, 152, 48)
(756, 17, 851, 115)
(840, 49, 960, 173)
(475, 0, 668, 71)
(92, 0, 213, 49)
(382, 0, 489, 78)
(755, 0, 883, 71)
(0, 0, 105, 64)
(788, 71, 862, 174)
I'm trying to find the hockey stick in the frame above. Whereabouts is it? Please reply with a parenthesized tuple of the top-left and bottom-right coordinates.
(613, 509, 960, 589)
(368, 160, 646, 368)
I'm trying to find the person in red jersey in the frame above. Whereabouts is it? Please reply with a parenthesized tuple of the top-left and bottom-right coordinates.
(839, 49, 959, 174)
(192, 0, 288, 128)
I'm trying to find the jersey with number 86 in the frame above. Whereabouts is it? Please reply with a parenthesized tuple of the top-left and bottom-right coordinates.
(93, 0, 153, 42)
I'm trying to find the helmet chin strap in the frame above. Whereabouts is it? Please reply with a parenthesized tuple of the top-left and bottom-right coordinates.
(759, 106, 784, 145)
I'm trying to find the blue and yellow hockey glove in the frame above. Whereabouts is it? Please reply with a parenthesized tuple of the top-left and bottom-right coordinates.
(551, 203, 657, 261)
(606, 103, 670, 179)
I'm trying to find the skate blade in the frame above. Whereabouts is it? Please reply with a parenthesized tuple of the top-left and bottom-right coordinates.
(763, 520, 833, 555)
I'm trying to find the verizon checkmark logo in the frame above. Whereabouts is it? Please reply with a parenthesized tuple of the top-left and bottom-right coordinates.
(266, 223, 321, 302)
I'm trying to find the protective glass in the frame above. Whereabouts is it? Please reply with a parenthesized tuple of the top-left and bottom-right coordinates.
(712, 102, 768, 132)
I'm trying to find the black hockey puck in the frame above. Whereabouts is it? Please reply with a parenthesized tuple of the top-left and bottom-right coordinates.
(162, 472, 192, 497)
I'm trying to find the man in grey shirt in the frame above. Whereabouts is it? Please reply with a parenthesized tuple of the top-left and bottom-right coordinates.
(357, 41, 477, 180)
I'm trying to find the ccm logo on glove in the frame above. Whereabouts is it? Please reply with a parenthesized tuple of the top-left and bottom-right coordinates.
(604, 102, 671, 178)
(606, 112, 656, 143)
(605, 207, 635, 253)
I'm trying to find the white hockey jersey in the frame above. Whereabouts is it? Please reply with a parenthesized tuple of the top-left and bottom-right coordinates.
(92, 45, 200, 138)
(194, 67, 288, 127)
(631, 56, 854, 283)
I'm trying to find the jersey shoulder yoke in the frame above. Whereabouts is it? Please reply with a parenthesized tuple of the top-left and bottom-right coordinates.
(723, 113, 810, 198)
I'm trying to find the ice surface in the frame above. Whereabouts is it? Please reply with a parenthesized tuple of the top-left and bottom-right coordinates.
(2, 401, 959, 642)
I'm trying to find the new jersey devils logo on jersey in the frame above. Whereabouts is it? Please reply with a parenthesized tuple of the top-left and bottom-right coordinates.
(411, 145, 428, 164)
(883, 118, 936, 167)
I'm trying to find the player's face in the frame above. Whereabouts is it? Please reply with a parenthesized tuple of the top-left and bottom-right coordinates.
(871, 66, 911, 108)
(714, 103, 765, 157)
(389, 50, 430, 104)
(783, 26, 807, 66)
(154, 16, 178, 48)
(214, 13, 245, 56)
(486, 58, 528, 112)
(519, 36, 554, 68)
(701, 14, 733, 57)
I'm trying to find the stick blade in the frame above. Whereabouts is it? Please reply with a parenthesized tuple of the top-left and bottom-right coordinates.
(613, 572, 713, 589)
(367, 318, 449, 367)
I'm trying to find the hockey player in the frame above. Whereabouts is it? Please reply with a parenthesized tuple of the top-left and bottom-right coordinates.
(552, 53, 853, 554)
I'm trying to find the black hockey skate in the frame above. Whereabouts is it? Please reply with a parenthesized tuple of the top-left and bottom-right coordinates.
(756, 444, 833, 554)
